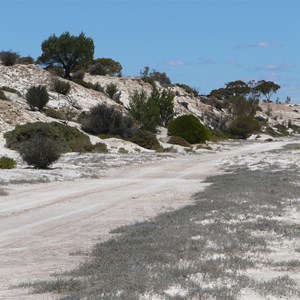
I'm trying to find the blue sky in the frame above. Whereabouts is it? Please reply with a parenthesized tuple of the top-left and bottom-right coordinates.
(1, 0, 299, 102)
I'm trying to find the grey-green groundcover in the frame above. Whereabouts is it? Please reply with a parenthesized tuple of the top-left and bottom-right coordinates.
(21, 145, 300, 299)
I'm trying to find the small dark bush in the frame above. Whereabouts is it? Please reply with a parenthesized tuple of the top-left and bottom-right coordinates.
(18, 56, 35, 65)
(18, 134, 61, 169)
(53, 79, 71, 95)
(89, 63, 106, 76)
(72, 70, 85, 80)
(0, 156, 16, 169)
(4, 122, 92, 153)
(26, 85, 49, 111)
(44, 108, 65, 120)
(0, 89, 8, 100)
(130, 129, 160, 150)
(1, 86, 21, 96)
(229, 116, 260, 139)
(72, 79, 101, 92)
(167, 114, 210, 144)
(105, 83, 118, 99)
(175, 83, 199, 97)
(140, 67, 171, 87)
(0, 50, 20, 66)
(46, 66, 65, 77)
(81, 104, 134, 138)
(168, 136, 190, 147)
(84, 142, 108, 153)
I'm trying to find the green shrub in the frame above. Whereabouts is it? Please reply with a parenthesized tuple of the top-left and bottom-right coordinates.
(105, 83, 118, 99)
(4, 122, 92, 153)
(72, 78, 102, 92)
(18, 56, 35, 65)
(26, 85, 49, 111)
(175, 83, 199, 97)
(229, 116, 260, 139)
(18, 134, 61, 169)
(44, 108, 65, 120)
(53, 79, 71, 95)
(168, 136, 190, 147)
(91, 58, 122, 76)
(81, 104, 134, 138)
(72, 70, 85, 80)
(118, 147, 128, 154)
(0, 156, 16, 169)
(128, 86, 174, 132)
(46, 66, 65, 77)
(0, 89, 8, 100)
(1, 86, 21, 96)
(167, 115, 210, 144)
(89, 63, 106, 76)
(0, 50, 20, 66)
(84, 142, 108, 153)
(140, 67, 171, 87)
(130, 129, 160, 150)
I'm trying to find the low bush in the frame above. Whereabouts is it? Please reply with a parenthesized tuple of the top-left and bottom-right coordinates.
(168, 136, 190, 147)
(81, 104, 134, 138)
(175, 83, 199, 97)
(72, 79, 102, 92)
(44, 108, 65, 120)
(167, 114, 211, 144)
(105, 83, 118, 99)
(0, 51, 20, 66)
(229, 116, 260, 139)
(53, 79, 71, 95)
(18, 56, 35, 65)
(0, 89, 8, 100)
(18, 134, 61, 169)
(4, 122, 92, 153)
(89, 63, 106, 76)
(130, 129, 160, 150)
(26, 85, 49, 111)
(0, 156, 16, 169)
(72, 70, 85, 80)
(84, 142, 108, 153)
(1, 86, 21, 96)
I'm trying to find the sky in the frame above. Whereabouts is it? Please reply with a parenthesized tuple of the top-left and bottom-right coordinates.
(1, 0, 300, 102)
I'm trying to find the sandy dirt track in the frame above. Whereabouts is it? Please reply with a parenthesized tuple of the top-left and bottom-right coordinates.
(0, 141, 293, 299)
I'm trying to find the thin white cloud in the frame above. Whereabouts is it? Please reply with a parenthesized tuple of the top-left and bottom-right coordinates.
(166, 60, 185, 66)
(251, 41, 281, 48)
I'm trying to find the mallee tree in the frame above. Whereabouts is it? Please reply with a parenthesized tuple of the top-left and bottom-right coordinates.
(38, 32, 94, 79)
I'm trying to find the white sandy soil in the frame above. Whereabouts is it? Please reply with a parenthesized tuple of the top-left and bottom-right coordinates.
(0, 139, 296, 299)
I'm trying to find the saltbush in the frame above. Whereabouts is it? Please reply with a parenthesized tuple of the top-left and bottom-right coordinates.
(167, 115, 210, 144)
(89, 63, 106, 76)
(18, 134, 61, 169)
(26, 85, 49, 111)
(130, 129, 160, 150)
(53, 79, 71, 95)
(0, 156, 16, 169)
(168, 136, 190, 147)
(0, 51, 20, 66)
(18, 56, 35, 65)
(1, 86, 21, 96)
(0, 89, 8, 100)
(229, 116, 260, 139)
(4, 122, 92, 153)
(72, 70, 85, 80)
(105, 83, 118, 99)
(81, 104, 134, 138)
